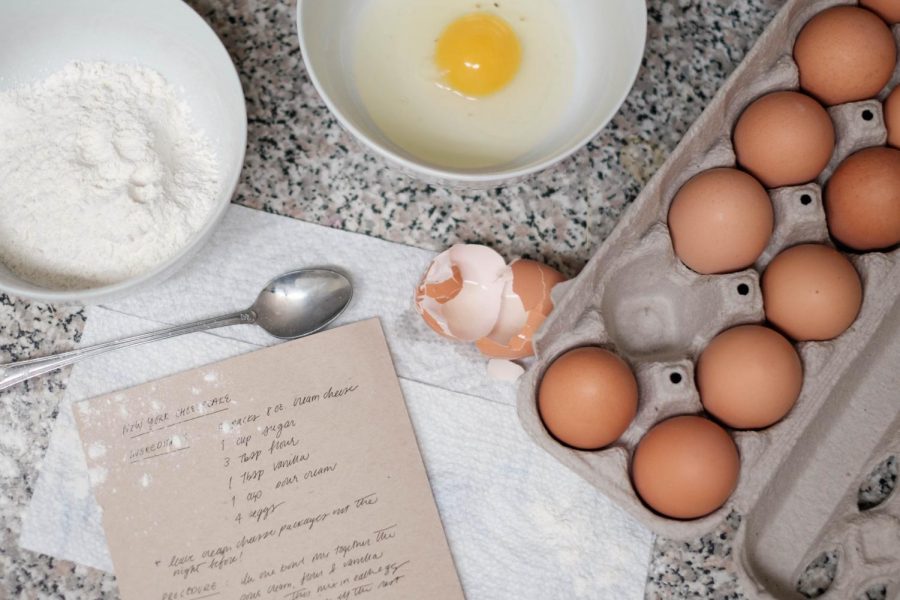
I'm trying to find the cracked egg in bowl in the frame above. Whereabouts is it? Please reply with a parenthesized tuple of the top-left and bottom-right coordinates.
(297, 0, 647, 186)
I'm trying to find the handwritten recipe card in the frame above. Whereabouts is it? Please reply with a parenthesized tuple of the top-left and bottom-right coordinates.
(75, 319, 465, 600)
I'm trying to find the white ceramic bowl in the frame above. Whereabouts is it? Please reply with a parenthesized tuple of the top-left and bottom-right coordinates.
(297, 0, 646, 187)
(0, 0, 246, 304)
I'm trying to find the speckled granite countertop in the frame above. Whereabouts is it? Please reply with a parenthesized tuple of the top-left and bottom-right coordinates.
(1, 0, 852, 598)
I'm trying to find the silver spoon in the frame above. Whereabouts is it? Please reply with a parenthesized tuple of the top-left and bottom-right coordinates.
(0, 268, 353, 392)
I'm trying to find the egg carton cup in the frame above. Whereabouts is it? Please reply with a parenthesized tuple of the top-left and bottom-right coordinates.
(516, 1, 900, 598)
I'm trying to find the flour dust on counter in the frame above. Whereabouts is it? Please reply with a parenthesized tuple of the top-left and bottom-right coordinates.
(0, 62, 220, 290)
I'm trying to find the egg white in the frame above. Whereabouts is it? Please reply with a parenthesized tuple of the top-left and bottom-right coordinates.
(353, 0, 575, 169)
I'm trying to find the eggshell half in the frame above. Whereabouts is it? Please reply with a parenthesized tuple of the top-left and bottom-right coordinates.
(476, 259, 566, 359)
(414, 244, 510, 342)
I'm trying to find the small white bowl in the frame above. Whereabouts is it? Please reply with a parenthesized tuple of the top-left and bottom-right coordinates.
(0, 0, 246, 304)
(297, 0, 646, 187)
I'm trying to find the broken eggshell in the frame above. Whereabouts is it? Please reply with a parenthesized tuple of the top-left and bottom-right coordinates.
(414, 244, 510, 342)
(414, 246, 567, 368)
(486, 359, 526, 381)
(476, 259, 567, 359)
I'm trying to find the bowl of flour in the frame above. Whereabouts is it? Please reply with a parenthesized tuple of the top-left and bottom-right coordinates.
(0, 0, 246, 303)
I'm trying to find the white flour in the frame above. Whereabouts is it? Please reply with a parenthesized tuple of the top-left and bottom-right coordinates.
(0, 62, 220, 290)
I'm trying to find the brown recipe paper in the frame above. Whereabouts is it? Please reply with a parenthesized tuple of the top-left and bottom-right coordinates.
(74, 318, 465, 600)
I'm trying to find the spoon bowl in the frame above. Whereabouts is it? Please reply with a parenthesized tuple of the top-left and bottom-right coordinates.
(253, 269, 353, 339)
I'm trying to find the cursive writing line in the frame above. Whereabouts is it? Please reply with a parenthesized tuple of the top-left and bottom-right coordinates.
(129, 445, 190, 464)
(129, 407, 230, 439)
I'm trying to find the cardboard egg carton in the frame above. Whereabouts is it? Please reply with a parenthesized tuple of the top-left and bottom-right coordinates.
(516, 1, 900, 597)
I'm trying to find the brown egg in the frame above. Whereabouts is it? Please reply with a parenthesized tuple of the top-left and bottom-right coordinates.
(794, 6, 897, 105)
(538, 347, 638, 450)
(668, 168, 774, 274)
(476, 260, 566, 359)
(733, 91, 835, 188)
(698, 325, 803, 429)
(886, 88, 900, 149)
(632, 416, 740, 520)
(826, 147, 900, 251)
(762, 244, 862, 341)
(860, 0, 900, 24)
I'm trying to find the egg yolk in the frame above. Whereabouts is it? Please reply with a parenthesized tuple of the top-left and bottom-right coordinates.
(435, 12, 522, 97)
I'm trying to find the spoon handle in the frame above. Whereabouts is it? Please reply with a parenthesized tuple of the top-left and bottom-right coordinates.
(0, 310, 255, 393)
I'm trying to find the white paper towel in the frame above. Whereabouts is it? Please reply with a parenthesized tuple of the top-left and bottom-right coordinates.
(20, 205, 652, 599)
